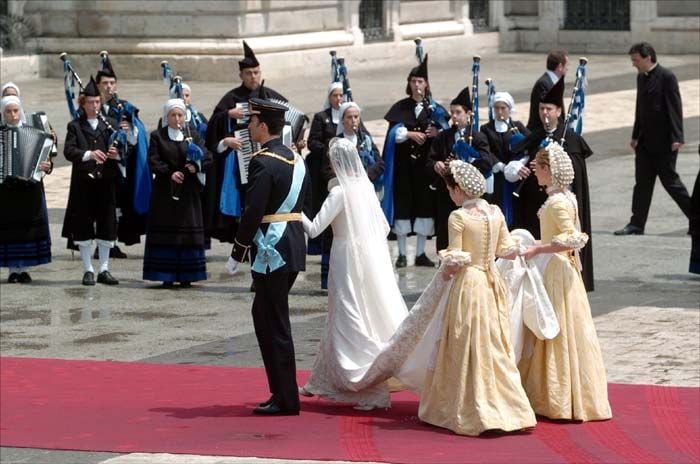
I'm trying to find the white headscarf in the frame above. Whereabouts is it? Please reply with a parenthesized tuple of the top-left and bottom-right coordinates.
(335, 101, 361, 135)
(0, 96, 26, 126)
(493, 91, 516, 113)
(322, 81, 344, 110)
(1, 82, 20, 97)
(161, 98, 186, 128)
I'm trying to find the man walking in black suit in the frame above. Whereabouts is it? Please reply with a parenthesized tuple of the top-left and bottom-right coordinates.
(227, 98, 310, 416)
(527, 49, 568, 132)
(615, 42, 691, 236)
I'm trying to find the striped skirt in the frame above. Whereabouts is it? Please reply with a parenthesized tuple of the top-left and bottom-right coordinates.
(143, 245, 207, 283)
(0, 239, 52, 268)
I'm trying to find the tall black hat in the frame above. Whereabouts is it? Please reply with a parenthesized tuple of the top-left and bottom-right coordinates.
(96, 51, 116, 81)
(407, 54, 429, 81)
(450, 86, 471, 110)
(239, 41, 260, 70)
(81, 76, 101, 97)
(541, 77, 564, 108)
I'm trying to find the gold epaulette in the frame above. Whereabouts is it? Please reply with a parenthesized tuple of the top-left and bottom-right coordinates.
(251, 148, 269, 158)
(254, 151, 299, 165)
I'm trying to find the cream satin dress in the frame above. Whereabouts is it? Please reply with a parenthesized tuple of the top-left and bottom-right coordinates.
(518, 191, 612, 421)
(417, 201, 537, 436)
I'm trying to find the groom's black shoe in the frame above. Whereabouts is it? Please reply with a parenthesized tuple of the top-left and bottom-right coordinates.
(253, 402, 299, 416)
(258, 395, 276, 407)
(614, 223, 644, 236)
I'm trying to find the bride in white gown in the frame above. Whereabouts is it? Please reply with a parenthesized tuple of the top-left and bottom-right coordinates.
(300, 138, 458, 409)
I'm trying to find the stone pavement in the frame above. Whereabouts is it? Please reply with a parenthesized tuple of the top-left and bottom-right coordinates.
(1, 51, 699, 464)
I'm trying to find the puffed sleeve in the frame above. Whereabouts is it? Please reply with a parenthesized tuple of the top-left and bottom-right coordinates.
(304, 186, 344, 238)
(495, 207, 520, 257)
(437, 210, 471, 264)
(549, 199, 589, 250)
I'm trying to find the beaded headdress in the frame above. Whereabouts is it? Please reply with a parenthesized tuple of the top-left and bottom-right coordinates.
(449, 160, 486, 198)
(545, 141, 575, 188)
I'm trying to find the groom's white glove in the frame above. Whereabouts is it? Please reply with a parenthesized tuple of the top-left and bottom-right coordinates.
(225, 256, 240, 275)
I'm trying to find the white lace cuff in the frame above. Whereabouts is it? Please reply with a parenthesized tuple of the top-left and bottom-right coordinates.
(492, 162, 505, 174)
(437, 249, 471, 266)
(497, 241, 523, 258)
(552, 231, 589, 250)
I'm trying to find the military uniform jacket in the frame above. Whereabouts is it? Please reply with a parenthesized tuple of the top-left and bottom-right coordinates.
(231, 138, 311, 274)
(632, 64, 684, 153)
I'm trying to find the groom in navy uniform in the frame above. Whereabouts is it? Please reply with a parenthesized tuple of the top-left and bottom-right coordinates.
(228, 98, 310, 415)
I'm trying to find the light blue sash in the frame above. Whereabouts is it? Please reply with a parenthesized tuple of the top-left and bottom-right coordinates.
(251, 154, 306, 274)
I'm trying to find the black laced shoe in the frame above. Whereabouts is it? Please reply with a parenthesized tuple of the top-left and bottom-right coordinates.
(97, 270, 119, 285)
(415, 253, 436, 267)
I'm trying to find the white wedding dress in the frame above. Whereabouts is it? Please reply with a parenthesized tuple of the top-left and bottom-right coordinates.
(300, 139, 452, 409)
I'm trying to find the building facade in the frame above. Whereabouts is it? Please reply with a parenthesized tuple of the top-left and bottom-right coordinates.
(2, 0, 698, 80)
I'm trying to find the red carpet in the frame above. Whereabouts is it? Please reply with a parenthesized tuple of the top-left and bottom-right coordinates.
(1, 357, 698, 463)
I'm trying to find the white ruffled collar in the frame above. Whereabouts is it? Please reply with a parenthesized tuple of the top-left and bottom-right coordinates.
(167, 126, 184, 142)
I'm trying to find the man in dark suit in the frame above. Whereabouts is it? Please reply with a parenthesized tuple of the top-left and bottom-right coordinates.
(615, 42, 691, 235)
(227, 98, 310, 416)
(527, 49, 568, 132)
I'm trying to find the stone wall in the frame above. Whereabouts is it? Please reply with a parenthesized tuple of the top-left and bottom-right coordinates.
(3, 0, 493, 80)
(498, 0, 700, 54)
(23, 0, 344, 38)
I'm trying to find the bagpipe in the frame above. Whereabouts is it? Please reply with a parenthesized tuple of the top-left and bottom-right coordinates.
(329, 50, 353, 103)
(60, 52, 83, 121)
(563, 57, 588, 142)
(160, 60, 208, 139)
(171, 122, 205, 201)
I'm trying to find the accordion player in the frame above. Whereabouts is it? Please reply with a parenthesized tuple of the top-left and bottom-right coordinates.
(0, 122, 54, 185)
(0, 95, 54, 282)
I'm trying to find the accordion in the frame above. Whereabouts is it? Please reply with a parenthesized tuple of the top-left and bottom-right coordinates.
(233, 99, 308, 186)
(0, 125, 54, 184)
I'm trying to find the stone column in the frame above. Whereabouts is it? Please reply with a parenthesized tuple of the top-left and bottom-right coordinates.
(630, 0, 656, 35)
(537, 0, 564, 43)
(388, 0, 401, 41)
(490, 0, 506, 32)
(343, 0, 363, 45)
(451, 0, 474, 35)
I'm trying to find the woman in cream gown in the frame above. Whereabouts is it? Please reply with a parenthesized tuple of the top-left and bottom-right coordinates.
(519, 142, 612, 421)
(414, 161, 536, 436)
